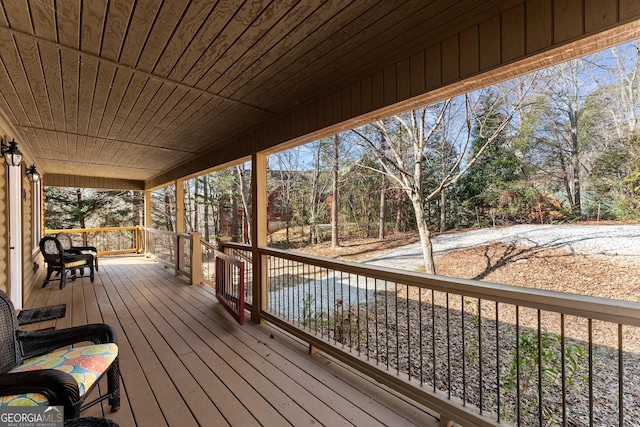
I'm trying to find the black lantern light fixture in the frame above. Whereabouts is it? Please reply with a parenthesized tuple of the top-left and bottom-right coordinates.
(25, 164, 40, 183)
(1, 139, 23, 167)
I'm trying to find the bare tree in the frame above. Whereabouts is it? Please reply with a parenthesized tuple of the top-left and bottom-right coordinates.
(307, 140, 329, 244)
(235, 163, 251, 243)
(331, 134, 341, 249)
(353, 82, 532, 273)
(529, 60, 602, 217)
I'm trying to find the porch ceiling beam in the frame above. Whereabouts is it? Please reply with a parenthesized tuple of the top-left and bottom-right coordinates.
(45, 173, 144, 191)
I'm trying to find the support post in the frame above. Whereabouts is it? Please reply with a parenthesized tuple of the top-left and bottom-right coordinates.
(251, 153, 267, 323)
(144, 190, 152, 256)
(190, 232, 202, 285)
(175, 179, 185, 275)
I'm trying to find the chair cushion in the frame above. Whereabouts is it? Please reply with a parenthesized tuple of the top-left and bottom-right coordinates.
(0, 343, 118, 406)
(63, 260, 87, 268)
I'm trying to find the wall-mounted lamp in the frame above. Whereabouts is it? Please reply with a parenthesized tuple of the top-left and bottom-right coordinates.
(25, 164, 40, 183)
(1, 139, 23, 167)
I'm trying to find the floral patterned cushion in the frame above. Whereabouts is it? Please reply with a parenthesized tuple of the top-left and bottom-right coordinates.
(0, 343, 118, 406)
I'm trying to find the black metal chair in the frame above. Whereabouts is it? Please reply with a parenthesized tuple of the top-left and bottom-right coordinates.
(0, 290, 120, 419)
(56, 232, 99, 272)
(39, 237, 94, 289)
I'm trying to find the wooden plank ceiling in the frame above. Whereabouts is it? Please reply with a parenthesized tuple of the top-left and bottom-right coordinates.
(0, 0, 503, 182)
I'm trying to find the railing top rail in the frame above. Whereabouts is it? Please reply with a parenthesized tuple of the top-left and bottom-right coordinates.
(214, 250, 244, 268)
(145, 228, 178, 236)
(260, 246, 640, 327)
(200, 239, 244, 268)
(221, 241, 251, 251)
(201, 239, 216, 251)
(45, 226, 140, 234)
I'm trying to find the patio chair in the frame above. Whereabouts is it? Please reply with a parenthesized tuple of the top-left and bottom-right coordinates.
(0, 290, 120, 419)
(39, 237, 94, 289)
(56, 232, 99, 272)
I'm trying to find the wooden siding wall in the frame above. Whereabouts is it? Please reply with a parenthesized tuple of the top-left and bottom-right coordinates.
(0, 111, 18, 295)
(1, 112, 45, 299)
(0, 148, 6, 295)
(45, 174, 145, 191)
(147, 0, 640, 189)
(21, 169, 43, 302)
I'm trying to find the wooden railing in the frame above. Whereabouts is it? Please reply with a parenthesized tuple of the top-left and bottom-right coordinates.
(211, 243, 640, 427)
(145, 228, 192, 280)
(45, 227, 142, 255)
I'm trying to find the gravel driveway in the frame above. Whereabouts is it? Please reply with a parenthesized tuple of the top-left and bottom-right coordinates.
(365, 223, 640, 270)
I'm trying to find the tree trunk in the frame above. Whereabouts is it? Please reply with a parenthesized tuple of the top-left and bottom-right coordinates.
(411, 194, 435, 274)
(193, 178, 200, 233)
(309, 142, 322, 245)
(395, 188, 403, 232)
(203, 176, 210, 241)
(378, 173, 386, 240)
(439, 188, 447, 233)
(77, 189, 88, 245)
(231, 189, 238, 241)
(235, 165, 251, 244)
(570, 112, 582, 216)
(164, 188, 174, 232)
(331, 135, 340, 249)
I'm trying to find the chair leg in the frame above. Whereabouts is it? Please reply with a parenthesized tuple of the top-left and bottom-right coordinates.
(108, 357, 121, 412)
(42, 267, 53, 287)
(59, 270, 66, 290)
(95, 257, 99, 272)
(89, 263, 94, 283)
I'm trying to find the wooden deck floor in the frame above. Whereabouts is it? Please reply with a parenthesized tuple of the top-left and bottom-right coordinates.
(23, 255, 440, 427)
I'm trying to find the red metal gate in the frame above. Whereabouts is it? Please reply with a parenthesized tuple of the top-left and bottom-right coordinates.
(214, 250, 245, 325)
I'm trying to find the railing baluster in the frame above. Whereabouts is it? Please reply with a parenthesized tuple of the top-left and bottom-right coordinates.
(496, 301, 501, 423)
(396, 281, 400, 374)
(365, 275, 369, 360)
(588, 318, 593, 427)
(406, 283, 410, 380)
(446, 293, 451, 399)
(462, 295, 466, 405)
(385, 280, 389, 370)
(516, 305, 521, 427)
(419, 288, 424, 387)
(477, 298, 483, 415)
(320, 268, 336, 338)
(561, 313, 566, 426)
(432, 289, 436, 393)
(373, 279, 380, 364)
(354, 273, 359, 355)
(297, 260, 301, 326)
(618, 323, 623, 426)
(537, 310, 543, 427)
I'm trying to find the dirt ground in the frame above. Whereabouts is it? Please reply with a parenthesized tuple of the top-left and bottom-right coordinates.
(284, 229, 640, 303)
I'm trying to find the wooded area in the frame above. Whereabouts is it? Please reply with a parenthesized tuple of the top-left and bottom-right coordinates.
(45, 41, 640, 271)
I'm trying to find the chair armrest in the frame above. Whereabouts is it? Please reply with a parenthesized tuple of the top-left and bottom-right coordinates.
(0, 370, 80, 418)
(18, 324, 117, 359)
